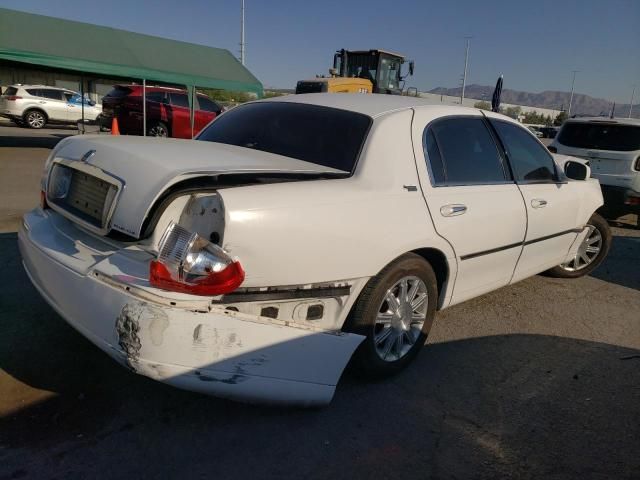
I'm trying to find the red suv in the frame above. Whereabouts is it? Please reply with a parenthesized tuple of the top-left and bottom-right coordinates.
(100, 85, 223, 138)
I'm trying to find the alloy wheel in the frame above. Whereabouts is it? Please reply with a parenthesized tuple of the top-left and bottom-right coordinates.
(373, 276, 428, 362)
(27, 111, 45, 128)
(560, 224, 602, 272)
(149, 124, 168, 137)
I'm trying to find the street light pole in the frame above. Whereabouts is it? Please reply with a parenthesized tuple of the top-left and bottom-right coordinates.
(460, 37, 471, 104)
(240, 0, 245, 65)
(629, 85, 636, 118)
(567, 70, 578, 117)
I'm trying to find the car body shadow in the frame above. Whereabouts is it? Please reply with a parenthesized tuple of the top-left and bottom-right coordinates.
(1, 232, 639, 479)
(589, 230, 640, 290)
(0, 134, 73, 149)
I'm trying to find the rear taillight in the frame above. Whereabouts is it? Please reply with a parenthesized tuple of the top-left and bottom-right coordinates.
(5, 95, 22, 101)
(547, 146, 557, 153)
(149, 222, 244, 296)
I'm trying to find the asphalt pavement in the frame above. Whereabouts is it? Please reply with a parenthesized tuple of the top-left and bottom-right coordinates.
(0, 123, 639, 480)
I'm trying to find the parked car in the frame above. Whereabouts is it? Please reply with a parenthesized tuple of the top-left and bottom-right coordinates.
(549, 117, 640, 217)
(527, 125, 544, 138)
(19, 94, 610, 406)
(540, 126, 559, 139)
(100, 84, 223, 138)
(0, 84, 102, 129)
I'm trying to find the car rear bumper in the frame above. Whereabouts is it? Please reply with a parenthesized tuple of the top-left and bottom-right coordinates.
(0, 111, 22, 120)
(600, 185, 640, 215)
(18, 208, 363, 406)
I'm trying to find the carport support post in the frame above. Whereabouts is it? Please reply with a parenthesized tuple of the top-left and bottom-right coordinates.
(142, 79, 146, 136)
(80, 75, 85, 134)
(189, 85, 195, 139)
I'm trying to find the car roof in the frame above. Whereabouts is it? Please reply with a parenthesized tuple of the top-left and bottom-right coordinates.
(564, 116, 640, 126)
(13, 84, 72, 91)
(257, 93, 486, 118)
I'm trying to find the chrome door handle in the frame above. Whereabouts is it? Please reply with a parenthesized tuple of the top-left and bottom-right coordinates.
(531, 199, 547, 208)
(440, 204, 467, 217)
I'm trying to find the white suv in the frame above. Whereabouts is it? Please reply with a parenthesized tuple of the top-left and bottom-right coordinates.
(0, 84, 102, 129)
(550, 117, 640, 217)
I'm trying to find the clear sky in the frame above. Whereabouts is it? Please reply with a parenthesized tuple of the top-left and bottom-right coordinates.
(1, 0, 638, 103)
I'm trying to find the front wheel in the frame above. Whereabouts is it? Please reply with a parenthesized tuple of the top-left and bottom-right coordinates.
(546, 213, 611, 278)
(344, 253, 438, 378)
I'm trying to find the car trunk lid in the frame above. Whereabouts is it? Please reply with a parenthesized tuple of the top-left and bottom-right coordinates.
(48, 135, 348, 239)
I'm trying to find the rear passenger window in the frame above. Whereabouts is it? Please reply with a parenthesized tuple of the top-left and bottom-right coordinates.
(425, 117, 507, 185)
(40, 89, 64, 100)
(197, 96, 221, 113)
(424, 129, 445, 184)
(170, 93, 190, 108)
(491, 120, 557, 182)
(146, 92, 167, 104)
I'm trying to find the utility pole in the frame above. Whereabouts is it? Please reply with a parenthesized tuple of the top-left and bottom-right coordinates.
(240, 0, 245, 65)
(629, 85, 636, 118)
(460, 37, 471, 104)
(567, 70, 578, 117)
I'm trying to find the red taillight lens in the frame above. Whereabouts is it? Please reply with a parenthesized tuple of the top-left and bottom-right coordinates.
(149, 222, 244, 296)
(548, 146, 557, 153)
(5, 95, 22, 101)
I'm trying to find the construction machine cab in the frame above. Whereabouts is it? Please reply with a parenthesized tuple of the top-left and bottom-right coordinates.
(295, 49, 414, 95)
(332, 49, 413, 95)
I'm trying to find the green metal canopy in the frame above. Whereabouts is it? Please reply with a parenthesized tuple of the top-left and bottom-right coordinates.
(0, 7, 263, 95)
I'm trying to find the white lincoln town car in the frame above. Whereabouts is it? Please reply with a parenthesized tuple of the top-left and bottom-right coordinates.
(19, 94, 611, 406)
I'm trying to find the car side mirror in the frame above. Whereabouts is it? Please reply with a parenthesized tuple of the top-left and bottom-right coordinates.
(409, 61, 415, 76)
(564, 160, 590, 181)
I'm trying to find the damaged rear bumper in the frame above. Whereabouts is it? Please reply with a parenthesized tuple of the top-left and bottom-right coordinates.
(18, 209, 364, 406)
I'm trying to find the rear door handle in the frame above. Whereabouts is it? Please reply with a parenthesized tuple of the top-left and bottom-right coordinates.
(531, 199, 547, 208)
(440, 204, 467, 217)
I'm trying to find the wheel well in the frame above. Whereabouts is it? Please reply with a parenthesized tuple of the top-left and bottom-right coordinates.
(23, 108, 48, 121)
(411, 247, 449, 308)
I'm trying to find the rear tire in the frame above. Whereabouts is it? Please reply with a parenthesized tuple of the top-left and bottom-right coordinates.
(148, 122, 169, 137)
(344, 253, 438, 378)
(546, 213, 611, 278)
(23, 109, 47, 129)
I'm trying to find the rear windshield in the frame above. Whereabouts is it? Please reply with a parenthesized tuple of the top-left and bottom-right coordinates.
(197, 102, 371, 172)
(558, 122, 640, 151)
(104, 86, 132, 98)
(3, 87, 17, 96)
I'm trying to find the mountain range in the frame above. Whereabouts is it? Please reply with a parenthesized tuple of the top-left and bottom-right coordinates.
(428, 84, 639, 119)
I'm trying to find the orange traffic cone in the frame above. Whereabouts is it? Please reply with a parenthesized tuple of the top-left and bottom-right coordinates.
(111, 117, 120, 135)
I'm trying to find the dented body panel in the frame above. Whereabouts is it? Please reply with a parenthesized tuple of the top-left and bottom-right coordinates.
(19, 209, 364, 405)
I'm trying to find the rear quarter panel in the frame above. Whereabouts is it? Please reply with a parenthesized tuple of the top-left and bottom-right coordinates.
(217, 110, 456, 291)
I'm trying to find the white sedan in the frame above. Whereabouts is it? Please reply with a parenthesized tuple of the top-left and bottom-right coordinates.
(19, 94, 610, 406)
